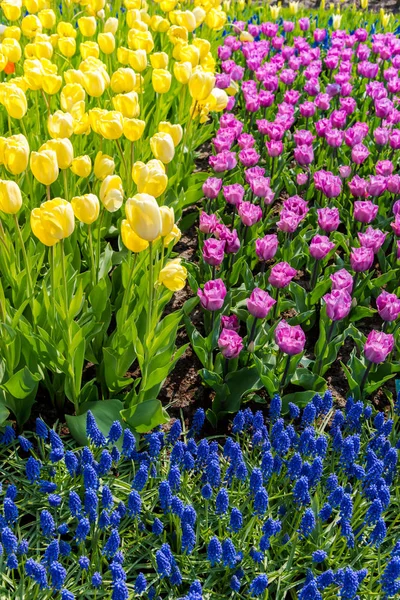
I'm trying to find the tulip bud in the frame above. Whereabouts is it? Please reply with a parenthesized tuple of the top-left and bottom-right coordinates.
(133, 160, 168, 198)
(121, 219, 149, 253)
(189, 69, 216, 101)
(0, 179, 22, 214)
(42, 74, 63, 96)
(83, 71, 106, 97)
(150, 132, 175, 164)
(97, 110, 124, 139)
(158, 122, 183, 146)
(94, 151, 114, 180)
(152, 68, 172, 94)
(80, 41, 100, 60)
(150, 52, 168, 69)
(70, 155, 91, 178)
(41, 138, 73, 170)
(71, 194, 100, 225)
(58, 36, 76, 58)
(112, 92, 139, 119)
(164, 223, 181, 247)
(3, 134, 29, 175)
(174, 61, 192, 84)
(3, 85, 27, 119)
(78, 16, 97, 37)
(48, 110, 74, 139)
(31, 198, 74, 245)
(38, 9, 56, 29)
(123, 118, 145, 142)
(129, 49, 147, 72)
(100, 175, 124, 212)
(98, 32, 115, 55)
(111, 68, 136, 94)
(125, 193, 162, 241)
(158, 258, 187, 291)
(160, 206, 174, 237)
(30, 148, 59, 186)
(104, 17, 118, 35)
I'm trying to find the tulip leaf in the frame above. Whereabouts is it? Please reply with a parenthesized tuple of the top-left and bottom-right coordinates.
(66, 399, 131, 447)
(309, 278, 331, 305)
(1, 367, 42, 426)
(281, 391, 316, 412)
(120, 399, 169, 433)
(184, 317, 208, 367)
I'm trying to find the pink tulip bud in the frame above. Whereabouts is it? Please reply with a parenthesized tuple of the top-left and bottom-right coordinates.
(269, 262, 297, 289)
(309, 235, 335, 260)
(274, 320, 306, 355)
(350, 247, 374, 272)
(247, 288, 276, 319)
(202, 177, 223, 199)
(376, 291, 400, 322)
(364, 330, 394, 364)
(221, 314, 240, 332)
(330, 268, 353, 294)
(223, 184, 245, 206)
(199, 212, 219, 234)
(353, 201, 378, 224)
(198, 279, 227, 311)
(358, 226, 387, 254)
(317, 207, 340, 232)
(218, 328, 243, 359)
(202, 238, 225, 266)
(323, 289, 352, 321)
(255, 234, 279, 261)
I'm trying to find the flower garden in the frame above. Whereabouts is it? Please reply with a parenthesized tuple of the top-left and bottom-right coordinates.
(0, 0, 400, 598)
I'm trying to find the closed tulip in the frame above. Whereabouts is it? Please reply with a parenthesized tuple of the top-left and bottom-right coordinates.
(205, 8, 226, 31)
(149, 15, 170, 32)
(3, 85, 27, 119)
(174, 61, 192, 84)
(158, 122, 183, 147)
(57, 21, 77, 38)
(179, 44, 200, 67)
(189, 69, 216, 101)
(125, 193, 162, 241)
(98, 32, 115, 54)
(2, 38, 22, 63)
(160, 206, 174, 237)
(70, 155, 91, 178)
(2, 135, 29, 175)
(123, 118, 145, 142)
(204, 88, 229, 112)
(164, 223, 181, 247)
(31, 198, 74, 245)
(58, 37, 76, 58)
(42, 73, 62, 95)
(100, 175, 124, 212)
(2, 0, 21, 21)
(133, 160, 168, 198)
(41, 138, 73, 170)
(80, 41, 100, 60)
(129, 49, 147, 72)
(94, 151, 114, 180)
(158, 258, 187, 291)
(150, 132, 175, 164)
(30, 149, 59, 186)
(21, 15, 42, 38)
(104, 17, 118, 34)
(83, 71, 106, 97)
(121, 219, 149, 253)
(60, 83, 85, 112)
(111, 68, 136, 93)
(78, 16, 97, 37)
(0, 179, 22, 214)
(38, 9, 56, 29)
(47, 110, 73, 139)
(193, 38, 210, 60)
(150, 52, 168, 69)
(97, 111, 124, 139)
(112, 92, 139, 118)
(71, 194, 99, 224)
(152, 68, 172, 94)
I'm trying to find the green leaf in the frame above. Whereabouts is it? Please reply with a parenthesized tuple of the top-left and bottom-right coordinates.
(309, 278, 331, 305)
(281, 390, 316, 413)
(0, 400, 9, 426)
(349, 306, 376, 322)
(103, 346, 135, 393)
(184, 316, 208, 367)
(120, 399, 169, 433)
(291, 368, 326, 392)
(66, 399, 130, 446)
(1, 367, 42, 426)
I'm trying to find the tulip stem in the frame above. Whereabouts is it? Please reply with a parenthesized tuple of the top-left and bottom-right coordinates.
(50, 245, 55, 325)
(310, 259, 319, 290)
(147, 241, 154, 335)
(280, 353, 291, 391)
(96, 208, 105, 284)
(314, 320, 335, 376)
(13, 215, 33, 303)
(272, 287, 279, 320)
(87, 224, 96, 289)
(120, 253, 137, 327)
(360, 360, 373, 396)
(115, 139, 128, 179)
(61, 239, 77, 413)
(62, 169, 69, 202)
(46, 186, 51, 202)
(129, 141, 134, 195)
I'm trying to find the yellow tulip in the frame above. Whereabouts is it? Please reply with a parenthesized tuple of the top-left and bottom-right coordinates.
(360, 0, 368, 8)
(42, 73, 62, 95)
(204, 88, 229, 112)
(158, 258, 187, 291)
(159, 206, 174, 237)
(150, 52, 168, 69)
(121, 219, 149, 252)
(270, 4, 281, 20)
(70, 155, 91, 178)
(117, 46, 131, 65)
(4, 26, 22, 41)
(200, 53, 216, 72)
(189, 68, 215, 101)
(38, 9, 56, 29)
(167, 25, 188, 45)
(98, 32, 115, 54)
(71, 193, 99, 224)
(129, 48, 147, 72)
(152, 68, 171, 94)
(80, 41, 100, 60)
(64, 69, 85, 86)
(160, 0, 178, 11)
(150, 132, 175, 164)
(176, 10, 197, 32)
(83, 71, 106, 97)
(2, 0, 21, 21)
(104, 17, 118, 34)
(3, 134, 29, 175)
(47, 110, 74, 139)
(205, 8, 226, 31)
(149, 15, 170, 33)
(0, 180, 22, 214)
(31, 198, 74, 245)
(58, 36, 76, 58)
(164, 223, 181, 247)
(94, 151, 115, 180)
(41, 138, 74, 170)
(133, 160, 168, 198)
(193, 38, 210, 61)
(78, 16, 97, 37)
(178, 44, 200, 68)
(60, 83, 85, 112)
(174, 61, 192, 84)
(332, 14, 343, 30)
(111, 67, 136, 93)
(289, 1, 299, 15)
(25, 0, 39, 14)
(123, 118, 146, 142)
(192, 6, 206, 26)
(125, 193, 161, 241)
(3, 38, 22, 63)
(158, 122, 182, 146)
(21, 14, 42, 38)
(129, 29, 154, 53)
(30, 148, 59, 186)
(100, 175, 124, 212)
(57, 21, 76, 39)
(112, 92, 139, 119)
(3, 85, 27, 119)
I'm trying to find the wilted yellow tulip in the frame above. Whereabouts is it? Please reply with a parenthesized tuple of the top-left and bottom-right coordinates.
(0, 180, 22, 214)
(150, 132, 175, 164)
(121, 219, 149, 252)
(158, 122, 182, 146)
(78, 16, 97, 37)
(111, 68, 136, 93)
(58, 36, 76, 58)
(83, 71, 106, 97)
(21, 14, 42, 38)
(31, 198, 74, 245)
(94, 151, 115, 180)
(38, 9, 56, 29)
(112, 92, 139, 118)
(42, 73, 62, 95)
(80, 41, 100, 60)
(47, 110, 74, 139)
(104, 17, 118, 34)
(174, 61, 192, 84)
(133, 160, 168, 198)
(158, 258, 187, 291)
(189, 69, 216, 101)
(129, 49, 147, 72)
(98, 32, 115, 54)
(3, 134, 29, 175)
(150, 52, 168, 69)
(3, 38, 22, 63)
(125, 193, 161, 241)
(3, 85, 27, 119)
(152, 69, 171, 94)
(123, 118, 146, 142)
(2, 0, 21, 21)
(70, 155, 91, 178)
(164, 223, 181, 247)
(57, 21, 76, 39)
(41, 138, 74, 170)
(160, 206, 174, 237)
(30, 148, 59, 186)
(100, 175, 124, 212)
(71, 193, 99, 224)
(205, 8, 226, 31)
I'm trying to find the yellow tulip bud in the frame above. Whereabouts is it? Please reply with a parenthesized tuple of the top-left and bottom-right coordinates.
(31, 198, 74, 245)
(104, 17, 118, 34)
(58, 36, 76, 58)
(41, 138, 74, 170)
(192, 6, 206, 26)
(167, 25, 187, 45)
(189, 69, 215, 101)
(64, 69, 85, 85)
(158, 258, 187, 291)
(289, 1, 299, 15)
(42, 73, 62, 95)
(174, 61, 192, 84)
(0, 179, 22, 214)
(80, 41, 100, 60)
(71, 193, 99, 224)
(21, 14, 42, 38)
(205, 8, 226, 31)
(133, 160, 168, 198)
(98, 32, 115, 54)
(78, 16, 97, 37)
(3, 134, 29, 175)
(69, 155, 91, 178)
(47, 110, 73, 139)
(30, 148, 59, 186)
(175, 10, 197, 32)
(192, 38, 210, 61)
(111, 67, 136, 93)
(2, 38, 22, 63)
(159, 205, 174, 237)
(160, 0, 177, 11)
(117, 46, 131, 65)
(149, 15, 170, 33)
(94, 151, 114, 180)
(57, 21, 76, 38)
(83, 70, 106, 97)
(25, 0, 39, 14)
(60, 83, 85, 112)
(200, 53, 216, 72)
(152, 68, 171, 94)
(2, 0, 21, 21)
(158, 121, 183, 146)
(360, 0, 368, 8)
(121, 219, 149, 252)
(112, 92, 139, 118)
(4, 26, 22, 41)
(125, 192, 161, 241)
(270, 4, 281, 20)
(123, 118, 145, 142)
(129, 49, 147, 72)
(129, 29, 154, 53)
(100, 174, 124, 212)
(179, 44, 200, 68)
(204, 88, 229, 112)
(3, 85, 27, 119)
(332, 14, 343, 30)
(38, 9, 56, 29)
(150, 51, 168, 69)
(163, 223, 181, 247)
(150, 132, 175, 164)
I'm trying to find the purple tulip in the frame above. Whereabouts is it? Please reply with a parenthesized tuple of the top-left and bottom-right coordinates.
(247, 288, 276, 319)
(223, 184, 244, 206)
(374, 127, 390, 146)
(364, 330, 394, 364)
(317, 207, 340, 233)
(309, 235, 335, 260)
(351, 143, 370, 165)
(266, 140, 283, 157)
(387, 174, 400, 194)
(202, 177, 223, 199)
(376, 291, 400, 322)
(299, 18, 310, 31)
(238, 148, 260, 167)
(330, 268, 353, 293)
(198, 279, 227, 311)
(376, 160, 393, 177)
(238, 202, 262, 227)
(199, 212, 219, 234)
(367, 176, 387, 198)
(320, 173, 342, 199)
(255, 234, 279, 261)
(219, 228, 240, 254)
(358, 227, 387, 254)
(353, 201, 378, 224)
(277, 211, 302, 233)
(209, 151, 237, 173)
(348, 175, 368, 198)
(221, 314, 240, 332)
(296, 173, 308, 186)
(391, 216, 400, 236)
(218, 328, 243, 359)
(323, 290, 352, 321)
(250, 177, 271, 198)
(237, 133, 255, 149)
(294, 145, 314, 166)
(275, 320, 306, 356)
(350, 247, 374, 272)
(269, 262, 297, 289)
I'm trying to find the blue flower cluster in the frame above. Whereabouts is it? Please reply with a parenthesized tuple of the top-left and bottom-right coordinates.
(0, 394, 399, 599)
